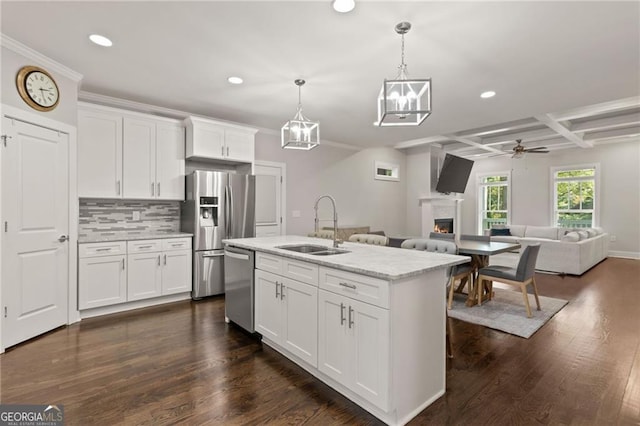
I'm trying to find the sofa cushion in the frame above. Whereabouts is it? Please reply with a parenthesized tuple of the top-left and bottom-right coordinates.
(509, 225, 527, 237)
(577, 230, 589, 240)
(562, 231, 580, 242)
(525, 226, 558, 240)
(585, 228, 597, 238)
(490, 228, 512, 236)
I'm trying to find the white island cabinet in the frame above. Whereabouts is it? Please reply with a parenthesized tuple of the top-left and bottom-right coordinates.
(224, 236, 470, 426)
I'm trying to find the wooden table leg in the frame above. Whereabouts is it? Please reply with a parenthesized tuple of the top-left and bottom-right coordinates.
(466, 255, 492, 307)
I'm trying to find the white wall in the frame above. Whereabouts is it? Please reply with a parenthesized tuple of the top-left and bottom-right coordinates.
(255, 132, 407, 237)
(461, 141, 640, 257)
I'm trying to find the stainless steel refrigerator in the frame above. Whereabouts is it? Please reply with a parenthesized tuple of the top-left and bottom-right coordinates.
(181, 170, 255, 299)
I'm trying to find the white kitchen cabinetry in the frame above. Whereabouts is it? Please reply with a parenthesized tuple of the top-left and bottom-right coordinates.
(185, 116, 257, 164)
(78, 103, 184, 200)
(78, 108, 123, 198)
(78, 242, 127, 309)
(255, 253, 318, 367)
(79, 238, 192, 310)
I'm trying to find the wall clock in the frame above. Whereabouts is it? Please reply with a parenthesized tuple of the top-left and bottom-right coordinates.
(16, 65, 60, 112)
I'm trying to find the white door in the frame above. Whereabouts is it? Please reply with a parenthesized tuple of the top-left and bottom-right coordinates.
(224, 129, 254, 162)
(2, 117, 69, 348)
(123, 117, 156, 199)
(127, 252, 162, 301)
(254, 270, 283, 343)
(78, 255, 127, 309)
(318, 289, 350, 387)
(156, 123, 185, 200)
(162, 250, 192, 295)
(254, 162, 285, 237)
(282, 277, 318, 367)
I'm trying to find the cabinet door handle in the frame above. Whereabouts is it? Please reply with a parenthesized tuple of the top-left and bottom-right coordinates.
(340, 302, 345, 325)
(116, 180, 121, 195)
(157, 182, 161, 196)
(96, 248, 111, 252)
(339, 282, 357, 290)
(138, 245, 153, 249)
(275, 281, 280, 299)
(221, 146, 224, 156)
(280, 284, 285, 300)
(348, 306, 354, 328)
(157, 255, 161, 266)
(226, 146, 229, 156)
(122, 259, 125, 270)
(164, 254, 167, 265)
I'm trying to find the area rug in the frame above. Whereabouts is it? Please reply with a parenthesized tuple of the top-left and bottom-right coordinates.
(447, 288, 568, 338)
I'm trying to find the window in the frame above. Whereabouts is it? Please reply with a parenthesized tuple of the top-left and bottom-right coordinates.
(552, 165, 598, 228)
(477, 172, 510, 233)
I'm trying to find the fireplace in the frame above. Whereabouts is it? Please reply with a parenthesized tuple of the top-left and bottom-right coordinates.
(434, 218, 454, 234)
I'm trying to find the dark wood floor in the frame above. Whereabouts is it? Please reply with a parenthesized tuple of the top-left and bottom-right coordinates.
(2, 257, 639, 425)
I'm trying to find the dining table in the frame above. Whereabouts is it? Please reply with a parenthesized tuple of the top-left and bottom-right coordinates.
(455, 240, 521, 306)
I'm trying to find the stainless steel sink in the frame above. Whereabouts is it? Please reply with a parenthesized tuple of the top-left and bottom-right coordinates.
(276, 244, 349, 256)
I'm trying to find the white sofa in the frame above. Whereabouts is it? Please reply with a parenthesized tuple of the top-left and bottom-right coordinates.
(488, 225, 609, 275)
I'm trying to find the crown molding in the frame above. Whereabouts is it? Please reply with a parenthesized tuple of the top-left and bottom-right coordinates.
(1, 34, 83, 83)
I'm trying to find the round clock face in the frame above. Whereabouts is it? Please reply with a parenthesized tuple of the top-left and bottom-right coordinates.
(16, 66, 60, 111)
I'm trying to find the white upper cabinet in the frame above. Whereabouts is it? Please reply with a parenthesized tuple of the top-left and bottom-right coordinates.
(185, 116, 257, 164)
(78, 108, 123, 198)
(78, 103, 185, 200)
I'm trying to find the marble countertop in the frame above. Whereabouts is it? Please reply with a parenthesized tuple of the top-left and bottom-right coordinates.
(223, 235, 469, 281)
(79, 231, 193, 244)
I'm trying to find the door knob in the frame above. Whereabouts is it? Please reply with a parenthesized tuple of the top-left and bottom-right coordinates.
(58, 235, 69, 242)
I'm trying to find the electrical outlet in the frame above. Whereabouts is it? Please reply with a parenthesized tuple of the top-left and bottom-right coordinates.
(610, 235, 617, 242)
(292, 210, 301, 218)
(133, 211, 141, 221)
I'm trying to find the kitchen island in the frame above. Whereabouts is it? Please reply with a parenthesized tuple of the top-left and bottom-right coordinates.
(223, 236, 469, 426)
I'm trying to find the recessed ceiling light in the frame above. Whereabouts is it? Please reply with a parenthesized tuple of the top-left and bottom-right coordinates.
(89, 34, 112, 47)
(227, 76, 243, 85)
(480, 91, 496, 99)
(333, 0, 355, 13)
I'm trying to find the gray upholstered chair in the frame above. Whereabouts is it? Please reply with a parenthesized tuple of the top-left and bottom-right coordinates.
(429, 232, 455, 241)
(476, 244, 541, 317)
(348, 233, 389, 246)
(460, 234, 490, 242)
(307, 230, 334, 239)
(401, 238, 473, 358)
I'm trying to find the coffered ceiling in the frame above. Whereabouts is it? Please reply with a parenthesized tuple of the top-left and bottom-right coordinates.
(2, 1, 639, 155)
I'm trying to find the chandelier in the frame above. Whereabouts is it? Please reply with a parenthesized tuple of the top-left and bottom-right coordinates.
(281, 79, 320, 150)
(376, 22, 431, 126)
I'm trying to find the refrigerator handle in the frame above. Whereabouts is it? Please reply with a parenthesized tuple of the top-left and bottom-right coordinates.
(226, 184, 233, 237)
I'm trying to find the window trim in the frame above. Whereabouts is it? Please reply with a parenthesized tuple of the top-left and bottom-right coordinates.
(550, 163, 600, 228)
(476, 171, 511, 234)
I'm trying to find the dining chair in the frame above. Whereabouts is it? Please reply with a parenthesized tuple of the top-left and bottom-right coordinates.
(401, 238, 473, 357)
(460, 234, 490, 242)
(307, 230, 334, 239)
(476, 244, 542, 317)
(348, 233, 389, 246)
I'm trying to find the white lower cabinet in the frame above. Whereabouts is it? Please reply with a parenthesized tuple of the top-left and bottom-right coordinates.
(255, 269, 318, 367)
(318, 289, 389, 410)
(79, 238, 192, 311)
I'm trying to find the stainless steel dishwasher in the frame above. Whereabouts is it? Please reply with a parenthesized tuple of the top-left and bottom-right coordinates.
(223, 246, 255, 332)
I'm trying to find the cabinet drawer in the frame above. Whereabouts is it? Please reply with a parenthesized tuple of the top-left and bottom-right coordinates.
(282, 258, 319, 286)
(79, 241, 127, 258)
(319, 267, 389, 309)
(256, 252, 283, 275)
(162, 238, 192, 251)
(127, 239, 162, 253)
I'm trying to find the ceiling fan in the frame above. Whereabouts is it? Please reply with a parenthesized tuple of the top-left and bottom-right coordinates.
(508, 139, 549, 158)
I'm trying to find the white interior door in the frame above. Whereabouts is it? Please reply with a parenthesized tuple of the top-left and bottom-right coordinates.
(255, 162, 285, 237)
(2, 116, 69, 348)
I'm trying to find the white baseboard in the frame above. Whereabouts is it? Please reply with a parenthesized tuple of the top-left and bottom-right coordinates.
(608, 251, 640, 260)
(79, 293, 191, 319)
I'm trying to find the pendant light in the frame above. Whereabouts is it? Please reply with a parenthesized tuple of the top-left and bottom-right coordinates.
(281, 79, 320, 150)
(376, 22, 431, 126)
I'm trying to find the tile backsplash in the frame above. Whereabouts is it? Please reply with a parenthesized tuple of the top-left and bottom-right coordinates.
(79, 199, 181, 239)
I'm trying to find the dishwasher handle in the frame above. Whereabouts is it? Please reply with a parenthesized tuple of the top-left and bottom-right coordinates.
(224, 250, 250, 261)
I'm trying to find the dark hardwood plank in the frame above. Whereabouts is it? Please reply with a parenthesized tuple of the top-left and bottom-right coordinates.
(1, 258, 639, 425)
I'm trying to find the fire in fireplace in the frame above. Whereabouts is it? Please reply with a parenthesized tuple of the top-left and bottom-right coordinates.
(434, 218, 454, 233)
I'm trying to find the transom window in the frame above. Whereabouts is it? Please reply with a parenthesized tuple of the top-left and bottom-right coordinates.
(477, 172, 510, 233)
(552, 165, 598, 228)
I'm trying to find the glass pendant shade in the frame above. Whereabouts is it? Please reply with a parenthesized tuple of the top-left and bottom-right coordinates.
(376, 21, 432, 127)
(281, 79, 320, 150)
(377, 78, 431, 126)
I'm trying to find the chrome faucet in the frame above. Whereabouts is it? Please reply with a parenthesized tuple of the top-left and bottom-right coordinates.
(314, 195, 341, 248)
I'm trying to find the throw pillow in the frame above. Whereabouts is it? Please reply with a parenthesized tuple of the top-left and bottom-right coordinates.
(577, 230, 589, 240)
(585, 228, 597, 238)
(490, 228, 512, 236)
(562, 231, 580, 242)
